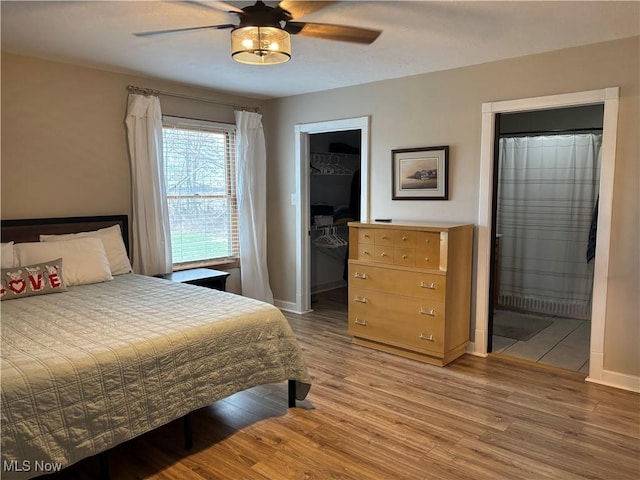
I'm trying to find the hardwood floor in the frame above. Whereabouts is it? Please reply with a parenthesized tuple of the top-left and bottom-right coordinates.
(41, 288, 640, 480)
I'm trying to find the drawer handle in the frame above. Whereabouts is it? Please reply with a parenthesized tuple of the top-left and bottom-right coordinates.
(354, 296, 368, 303)
(420, 282, 436, 290)
(402, 236, 408, 241)
(362, 250, 371, 255)
(354, 318, 368, 326)
(420, 308, 436, 316)
(381, 235, 388, 240)
(354, 272, 368, 279)
(363, 234, 371, 238)
(402, 254, 408, 259)
(424, 257, 430, 262)
(425, 239, 431, 244)
(419, 333, 435, 342)
(380, 252, 388, 257)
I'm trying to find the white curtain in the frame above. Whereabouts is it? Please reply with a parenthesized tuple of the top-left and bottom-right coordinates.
(125, 93, 172, 275)
(496, 133, 601, 319)
(235, 110, 274, 303)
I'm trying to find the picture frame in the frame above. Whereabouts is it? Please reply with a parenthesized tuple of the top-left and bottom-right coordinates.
(391, 146, 449, 200)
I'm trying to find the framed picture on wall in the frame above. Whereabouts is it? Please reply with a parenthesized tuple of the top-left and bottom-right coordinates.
(391, 146, 449, 200)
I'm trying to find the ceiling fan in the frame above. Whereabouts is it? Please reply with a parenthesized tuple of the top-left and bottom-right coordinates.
(134, 1, 382, 65)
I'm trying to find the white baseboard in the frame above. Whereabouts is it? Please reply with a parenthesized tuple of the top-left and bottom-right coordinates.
(465, 342, 487, 357)
(274, 299, 311, 314)
(586, 370, 640, 393)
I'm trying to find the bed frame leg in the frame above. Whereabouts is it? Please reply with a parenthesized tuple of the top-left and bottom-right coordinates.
(288, 380, 296, 408)
(99, 451, 109, 480)
(183, 413, 193, 450)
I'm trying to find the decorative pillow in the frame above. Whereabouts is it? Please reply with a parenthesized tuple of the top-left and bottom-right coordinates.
(1, 258, 67, 301)
(1, 242, 16, 268)
(14, 237, 113, 286)
(40, 224, 132, 275)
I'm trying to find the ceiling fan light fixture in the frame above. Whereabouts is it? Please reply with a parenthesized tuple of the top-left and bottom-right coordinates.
(231, 26, 291, 65)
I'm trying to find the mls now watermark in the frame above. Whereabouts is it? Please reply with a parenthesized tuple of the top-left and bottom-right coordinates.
(3, 459, 63, 474)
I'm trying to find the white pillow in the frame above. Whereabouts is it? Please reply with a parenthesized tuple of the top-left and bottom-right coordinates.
(14, 237, 113, 286)
(40, 224, 132, 275)
(1, 242, 16, 268)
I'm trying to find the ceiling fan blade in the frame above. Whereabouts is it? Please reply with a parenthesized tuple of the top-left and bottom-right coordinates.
(277, 1, 335, 19)
(182, 1, 244, 14)
(285, 22, 381, 44)
(134, 24, 235, 37)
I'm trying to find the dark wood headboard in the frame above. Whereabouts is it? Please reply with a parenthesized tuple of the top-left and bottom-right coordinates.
(1, 215, 130, 253)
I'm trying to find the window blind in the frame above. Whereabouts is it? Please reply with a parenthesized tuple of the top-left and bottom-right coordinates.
(162, 116, 239, 266)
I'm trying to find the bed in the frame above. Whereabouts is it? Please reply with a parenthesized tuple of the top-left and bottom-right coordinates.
(0, 215, 311, 479)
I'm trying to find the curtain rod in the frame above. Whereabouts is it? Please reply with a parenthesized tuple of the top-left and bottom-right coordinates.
(500, 127, 603, 138)
(126, 85, 259, 112)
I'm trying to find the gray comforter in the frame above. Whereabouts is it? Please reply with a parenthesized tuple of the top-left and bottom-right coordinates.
(1, 274, 311, 479)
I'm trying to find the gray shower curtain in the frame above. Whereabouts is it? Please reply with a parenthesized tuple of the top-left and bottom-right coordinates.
(496, 133, 602, 319)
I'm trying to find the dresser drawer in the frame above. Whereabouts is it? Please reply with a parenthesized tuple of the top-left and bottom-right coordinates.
(374, 229, 394, 246)
(349, 262, 446, 302)
(358, 229, 375, 245)
(357, 244, 375, 261)
(416, 232, 441, 268)
(374, 246, 394, 264)
(349, 288, 445, 354)
(394, 247, 416, 267)
(393, 230, 417, 247)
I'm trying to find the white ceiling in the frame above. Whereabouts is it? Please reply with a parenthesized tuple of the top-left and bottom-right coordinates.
(2, 1, 639, 100)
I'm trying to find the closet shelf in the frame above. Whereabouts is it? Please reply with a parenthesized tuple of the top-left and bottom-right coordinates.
(310, 224, 348, 231)
(311, 152, 359, 176)
(311, 152, 360, 161)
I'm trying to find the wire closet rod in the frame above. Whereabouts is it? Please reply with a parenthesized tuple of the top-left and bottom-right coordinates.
(126, 85, 259, 112)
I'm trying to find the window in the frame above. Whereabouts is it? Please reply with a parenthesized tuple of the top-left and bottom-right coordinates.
(162, 116, 239, 267)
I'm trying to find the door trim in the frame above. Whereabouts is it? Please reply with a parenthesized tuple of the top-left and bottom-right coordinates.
(293, 116, 370, 314)
(473, 88, 619, 386)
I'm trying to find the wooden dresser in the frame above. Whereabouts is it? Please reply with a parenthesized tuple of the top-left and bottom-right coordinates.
(347, 221, 474, 366)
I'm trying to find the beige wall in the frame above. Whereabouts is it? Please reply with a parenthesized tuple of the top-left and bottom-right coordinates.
(1, 53, 261, 219)
(1, 52, 263, 293)
(263, 36, 639, 377)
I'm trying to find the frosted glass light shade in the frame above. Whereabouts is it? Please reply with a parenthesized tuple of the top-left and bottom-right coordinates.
(231, 26, 291, 65)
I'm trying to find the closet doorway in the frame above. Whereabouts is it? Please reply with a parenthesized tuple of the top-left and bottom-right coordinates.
(309, 130, 361, 306)
(489, 105, 604, 373)
(294, 116, 370, 314)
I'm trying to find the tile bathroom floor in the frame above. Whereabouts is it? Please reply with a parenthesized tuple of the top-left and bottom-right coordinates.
(492, 314, 591, 373)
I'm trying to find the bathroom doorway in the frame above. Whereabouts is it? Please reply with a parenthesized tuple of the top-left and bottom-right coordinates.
(489, 105, 604, 373)
(475, 87, 620, 385)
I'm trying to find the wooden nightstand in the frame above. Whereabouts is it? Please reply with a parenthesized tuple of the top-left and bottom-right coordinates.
(159, 268, 230, 292)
